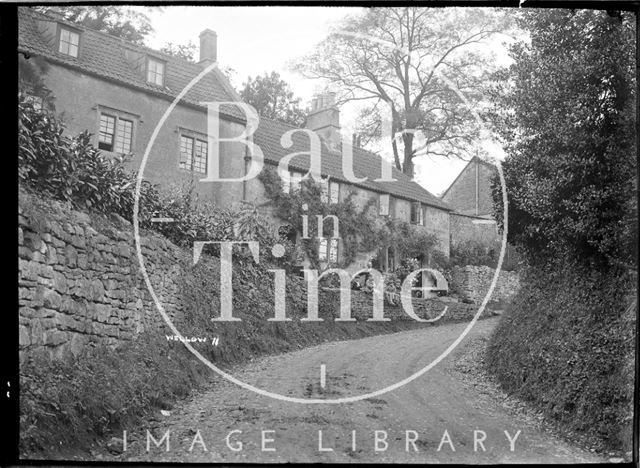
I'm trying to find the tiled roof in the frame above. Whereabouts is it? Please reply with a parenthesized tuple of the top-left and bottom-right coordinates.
(17, 7, 245, 121)
(254, 118, 452, 210)
(18, 7, 451, 210)
(440, 155, 496, 199)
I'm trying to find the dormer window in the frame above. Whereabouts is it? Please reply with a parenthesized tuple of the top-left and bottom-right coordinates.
(410, 202, 424, 225)
(379, 193, 390, 216)
(146, 57, 165, 86)
(58, 26, 79, 57)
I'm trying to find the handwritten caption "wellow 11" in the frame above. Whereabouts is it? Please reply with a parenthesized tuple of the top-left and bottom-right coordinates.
(165, 335, 220, 346)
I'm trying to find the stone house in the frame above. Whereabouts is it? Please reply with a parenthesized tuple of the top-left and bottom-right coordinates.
(18, 8, 453, 284)
(441, 156, 501, 250)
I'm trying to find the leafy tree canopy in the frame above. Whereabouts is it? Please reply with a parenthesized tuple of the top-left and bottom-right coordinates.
(489, 9, 636, 270)
(160, 41, 196, 62)
(294, 7, 509, 177)
(36, 6, 154, 45)
(240, 72, 307, 127)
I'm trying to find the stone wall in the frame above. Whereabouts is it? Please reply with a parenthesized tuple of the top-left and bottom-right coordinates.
(18, 188, 494, 364)
(18, 189, 189, 363)
(450, 265, 520, 304)
(338, 289, 495, 323)
(441, 158, 496, 216)
(449, 213, 501, 249)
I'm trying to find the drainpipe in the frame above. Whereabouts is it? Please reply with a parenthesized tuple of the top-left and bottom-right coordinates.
(475, 159, 479, 216)
(242, 141, 250, 201)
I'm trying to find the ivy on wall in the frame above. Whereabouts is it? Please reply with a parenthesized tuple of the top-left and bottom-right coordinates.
(258, 166, 444, 271)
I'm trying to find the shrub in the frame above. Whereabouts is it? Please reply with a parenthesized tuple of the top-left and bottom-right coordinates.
(486, 262, 636, 452)
(257, 166, 445, 269)
(149, 181, 236, 248)
(18, 94, 159, 224)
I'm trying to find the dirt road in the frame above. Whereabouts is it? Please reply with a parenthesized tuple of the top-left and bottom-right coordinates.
(109, 318, 604, 463)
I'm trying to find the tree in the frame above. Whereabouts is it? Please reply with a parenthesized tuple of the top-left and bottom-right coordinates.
(160, 41, 196, 62)
(489, 9, 636, 270)
(37, 6, 154, 45)
(240, 72, 307, 127)
(295, 7, 506, 177)
(18, 53, 55, 109)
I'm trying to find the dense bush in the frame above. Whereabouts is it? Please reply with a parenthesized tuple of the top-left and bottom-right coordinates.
(18, 95, 243, 252)
(484, 10, 636, 454)
(149, 182, 236, 248)
(488, 9, 636, 269)
(486, 262, 635, 452)
(18, 95, 159, 225)
(19, 332, 210, 457)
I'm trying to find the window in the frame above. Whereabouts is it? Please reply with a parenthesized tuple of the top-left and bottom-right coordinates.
(98, 113, 133, 153)
(387, 247, 396, 271)
(329, 180, 340, 204)
(410, 202, 423, 224)
(329, 238, 339, 263)
(58, 27, 79, 57)
(282, 171, 304, 193)
(320, 177, 329, 203)
(379, 193, 390, 216)
(290, 172, 303, 192)
(318, 238, 328, 261)
(147, 57, 165, 86)
(179, 135, 208, 174)
(319, 237, 339, 263)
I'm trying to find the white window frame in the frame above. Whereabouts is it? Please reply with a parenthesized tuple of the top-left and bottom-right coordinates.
(179, 133, 208, 174)
(318, 238, 328, 262)
(410, 201, 423, 224)
(320, 176, 329, 203)
(328, 180, 340, 204)
(329, 238, 339, 263)
(282, 170, 304, 194)
(379, 193, 390, 216)
(58, 26, 79, 58)
(146, 57, 165, 86)
(97, 112, 134, 154)
(319, 237, 339, 263)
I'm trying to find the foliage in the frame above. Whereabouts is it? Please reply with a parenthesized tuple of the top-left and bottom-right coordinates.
(488, 9, 636, 270)
(19, 333, 209, 456)
(18, 95, 158, 224)
(486, 262, 636, 452)
(17, 95, 240, 254)
(240, 72, 307, 127)
(160, 41, 196, 62)
(295, 7, 508, 177)
(36, 6, 154, 45)
(149, 182, 236, 248)
(18, 54, 55, 109)
(258, 166, 443, 270)
(450, 239, 498, 268)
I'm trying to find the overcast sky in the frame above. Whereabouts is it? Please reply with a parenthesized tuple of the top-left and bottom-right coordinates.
(137, 6, 514, 195)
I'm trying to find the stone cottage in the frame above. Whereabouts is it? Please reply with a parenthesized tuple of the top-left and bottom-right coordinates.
(18, 7, 453, 287)
(441, 155, 501, 252)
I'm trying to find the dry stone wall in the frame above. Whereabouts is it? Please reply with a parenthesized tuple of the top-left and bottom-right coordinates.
(18, 188, 499, 364)
(18, 189, 189, 363)
(450, 265, 520, 304)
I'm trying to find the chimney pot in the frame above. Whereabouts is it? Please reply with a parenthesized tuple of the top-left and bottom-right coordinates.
(326, 92, 335, 107)
(199, 29, 217, 66)
(306, 92, 341, 149)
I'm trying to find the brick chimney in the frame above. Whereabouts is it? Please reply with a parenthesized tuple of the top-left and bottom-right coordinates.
(199, 29, 217, 66)
(306, 92, 341, 149)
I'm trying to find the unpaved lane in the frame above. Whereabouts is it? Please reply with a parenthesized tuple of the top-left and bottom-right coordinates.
(112, 318, 604, 463)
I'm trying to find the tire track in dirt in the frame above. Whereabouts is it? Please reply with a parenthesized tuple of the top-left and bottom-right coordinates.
(104, 317, 605, 463)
